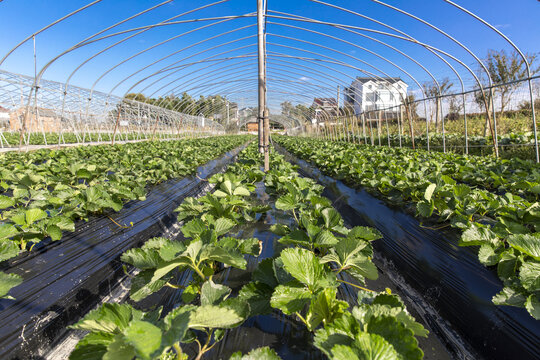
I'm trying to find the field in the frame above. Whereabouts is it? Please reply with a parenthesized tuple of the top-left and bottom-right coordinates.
(0, 135, 538, 360)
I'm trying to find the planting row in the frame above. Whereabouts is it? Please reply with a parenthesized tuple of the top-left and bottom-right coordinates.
(344, 132, 537, 160)
(275, 136, 540, 320)
(0, 136, 249, 299)
(1, 132, 195, 146)
(68, 143, 428, 359)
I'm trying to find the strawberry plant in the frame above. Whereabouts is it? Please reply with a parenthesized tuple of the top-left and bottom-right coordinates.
(0, 136, 250, 300)
(68, 143, 427, 359)
(275, 135, 540, 319)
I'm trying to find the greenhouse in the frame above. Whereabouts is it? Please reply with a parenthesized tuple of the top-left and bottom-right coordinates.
(0, 1, 538, 359)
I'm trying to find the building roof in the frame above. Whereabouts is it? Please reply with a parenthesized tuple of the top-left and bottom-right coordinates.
(0, 105, 9, 113)
(355, 77, 404, 84)
(313, 98, 337, 107)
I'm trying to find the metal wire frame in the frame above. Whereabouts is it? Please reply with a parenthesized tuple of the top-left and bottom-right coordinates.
(0, 0, 537, 160)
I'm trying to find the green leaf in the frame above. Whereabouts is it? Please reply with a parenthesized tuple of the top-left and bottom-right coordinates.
(313, 230, 339, 248)
(25, 208, 47, 225)
(123, 321, 161, 360)
(347, 227, 382, 242)
(103, 334, 135, 360)
(519, 261, 540, 291)
(122, 246, 164, 270)
(188, 305, 244, 329)
(233, 186, 251, 196)
(280, 247, 331, 291)
(229, 347, 282, 360)
(69, 332, 115, 360)
(306, 288, 348, 331)
(0, 271, 22, 299)
(220, 180, 234, 195)
(424, 183, 436, 201)
(367, 315, 423, 360)
(129, 270, 169, 302)
(253, 258, 279, 288)
(478, 244, 499, 266)
(238, 281, 274, 316)
(200, 280, 232, 306)
(237, 237, 262, 256)
(416, 201, 434, 218)
(70, 303, 139, 333)
(47, 225, 63, 241)
(269, 224, 290, 236)
(181, 284, 199, 303)
(525, 295, 540, 320)
(49, 216, 75, 232)
(278, 229, 311, 248)
(353, 332, 399, 360)
(492, 286, 527, 307)
(321, 208, 342, 229)
(181, 219, 206, 239)
(507, 234, 540, 260)
(161, 307, 192, 349)
(347, 256, 378, 281)
(0, 239, 20, 262)
(0, 195, 15, 209)
(275, 194, 298, 211)
(214, 217, 236, 236)
(0, 224, 18, 240)
(270, 284, 312, 315)
(460, 224, 499, 246)
(205, 246, 247, 269)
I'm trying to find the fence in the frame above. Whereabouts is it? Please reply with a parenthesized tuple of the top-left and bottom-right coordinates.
(307, 76, 540, 161)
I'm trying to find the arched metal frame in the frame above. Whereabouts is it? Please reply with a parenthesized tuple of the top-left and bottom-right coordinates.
(0, 0, 536, 161)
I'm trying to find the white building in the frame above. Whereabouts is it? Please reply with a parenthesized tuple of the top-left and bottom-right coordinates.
(345, 77, 408, 115)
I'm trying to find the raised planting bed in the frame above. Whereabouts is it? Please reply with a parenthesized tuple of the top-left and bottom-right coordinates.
(0, 143, 247, 359)
(275, 143, 540, 360)
(58, 144, 450, 360)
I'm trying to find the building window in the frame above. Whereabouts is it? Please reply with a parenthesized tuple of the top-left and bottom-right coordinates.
(366, 92, 378, 102)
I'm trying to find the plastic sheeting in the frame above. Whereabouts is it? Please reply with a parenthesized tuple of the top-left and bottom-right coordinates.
(276, 144, 540, 360)
(0, 144, 246, 360)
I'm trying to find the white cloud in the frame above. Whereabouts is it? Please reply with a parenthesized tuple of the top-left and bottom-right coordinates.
(299, 76, 310, 81)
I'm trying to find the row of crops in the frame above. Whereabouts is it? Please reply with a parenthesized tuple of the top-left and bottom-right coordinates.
(0, 132, 199, 147)
(0, 135, 250, 298)
(341, 132, 537, 160)
(67, 143, 428, 360)
(274, 135, 540, 320)
(0, 134, 537, 359)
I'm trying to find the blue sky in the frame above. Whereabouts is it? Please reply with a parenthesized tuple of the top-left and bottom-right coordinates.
(0, 0, 538, 109)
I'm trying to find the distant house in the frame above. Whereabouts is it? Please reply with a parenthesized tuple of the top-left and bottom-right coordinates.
(312, 98, 338, 122)
(8, 107, 67, 132)
(344, 77, 408, 115)
(246, 121, 258, 133)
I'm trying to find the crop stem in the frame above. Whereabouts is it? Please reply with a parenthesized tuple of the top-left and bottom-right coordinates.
(337, 279, 374, 292)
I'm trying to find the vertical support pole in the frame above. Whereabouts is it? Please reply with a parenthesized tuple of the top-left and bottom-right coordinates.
(406, 103, 416, 150)
(112, 103, 122, 145)
(528, 77, 539, 162)
(398, 105, 403, 148)
(264, 108, 270, 171)
(463, 93, 468, 155)
(377, 110, 382, 146)
(423, 100, 430, 151)
(490, 87, 499, 158)
(361, 113, 367, 145)
(439, 96, 446, 153)
(257, 0, 266, 155)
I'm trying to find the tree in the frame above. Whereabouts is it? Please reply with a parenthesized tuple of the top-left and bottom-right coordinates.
(485, 49, 539, 114)
(447, 95, 463, 120)
(423, 78, 453, 131)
